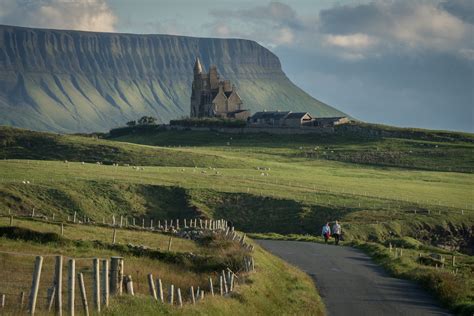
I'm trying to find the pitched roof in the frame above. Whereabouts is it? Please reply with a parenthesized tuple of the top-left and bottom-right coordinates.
(193, 57, 203, 73)
(314, 116, 346, 122)
(286, 112, 312, 119)
(251, 111, 291, 120)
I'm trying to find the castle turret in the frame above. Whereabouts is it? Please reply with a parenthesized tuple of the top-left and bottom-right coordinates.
(193, 57, 203, 75)
(209, 65, 219, 90)
(190, 58, 248, 119)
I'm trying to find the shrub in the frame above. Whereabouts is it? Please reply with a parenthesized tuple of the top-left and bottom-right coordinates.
(417, 271, 468, 308)
(170, 117, 247, 128)
(385, 237, 422, 249)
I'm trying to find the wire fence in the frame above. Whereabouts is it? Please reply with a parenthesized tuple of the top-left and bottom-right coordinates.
(0, 251, 106, 313)
(0, 225, 255, 314)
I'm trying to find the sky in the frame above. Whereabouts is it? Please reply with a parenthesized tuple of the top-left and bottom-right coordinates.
(0, 0, 473, 132)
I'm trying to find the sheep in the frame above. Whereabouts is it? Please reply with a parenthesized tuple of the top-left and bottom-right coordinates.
(81, 162, 85, 165)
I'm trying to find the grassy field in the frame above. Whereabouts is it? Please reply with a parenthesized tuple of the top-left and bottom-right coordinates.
(0, 125, 473, 314)
(0, 217, 323, 315)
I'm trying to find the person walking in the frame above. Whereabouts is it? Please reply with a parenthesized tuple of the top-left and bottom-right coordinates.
(332, 220, 342, 245)
(322, 222, 331, 244)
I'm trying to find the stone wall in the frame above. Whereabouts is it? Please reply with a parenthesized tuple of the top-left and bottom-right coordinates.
(167, 125, 334, 135)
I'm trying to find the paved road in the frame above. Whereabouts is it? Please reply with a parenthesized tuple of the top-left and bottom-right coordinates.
(257, 240, 450, 316)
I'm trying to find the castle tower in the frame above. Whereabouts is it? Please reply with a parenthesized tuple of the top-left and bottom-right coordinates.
(190, 57, 248, 119)
(209, 65, 219, 90)
(190, 57, 203, 117)
(193, 57, 203, 75)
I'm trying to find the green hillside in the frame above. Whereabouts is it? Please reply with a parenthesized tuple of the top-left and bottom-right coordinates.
(0, 24, 345, 133)
(0, 125, 473, 313)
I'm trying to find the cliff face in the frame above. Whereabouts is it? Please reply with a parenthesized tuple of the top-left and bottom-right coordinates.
(0, 24, 345, 133)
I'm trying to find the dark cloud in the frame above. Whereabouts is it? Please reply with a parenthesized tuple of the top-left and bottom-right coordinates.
(319, 3, 384, 35)
(441, 0, 474, 24)
(204, 1, 473, 132)
(210, 2, 301, 29)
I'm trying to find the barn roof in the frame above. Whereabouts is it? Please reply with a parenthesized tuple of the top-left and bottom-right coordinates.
(251, 111, 291, 120)
(286, 112, 312, 119)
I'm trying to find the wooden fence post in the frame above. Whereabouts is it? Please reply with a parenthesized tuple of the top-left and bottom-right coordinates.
(219, 276, 223, 296)
(54, 255, 63, 315)
(167, 237, 172, 251)
(110, 257, 123, 296)
(20, 291, 25, 310)
(9, 215, 13, 226)
(29, 256, 43, 315)
(67, 259, 75, 316)
(125, 275, 134, 296)
(118, 259, 124, 295)
(177, 288, 183, 307)
(60, 223, 64, 236)
(1, 294, 5, 309)
(120, 216, 123, 228)
(77, 273, 89, 316)
(221, 271, 228, 293)
(157, 278, 164, 303)
(112, 229, 117, 245)
(209, 277, 214, 296)
(168, 285, 174, 305)
(101, 259, 109, 308)
(226, 271, 232, 290)
(452, 255, 456, 267)
(148, 274, 157, 301)
(92, 258, 100, 312)
(190, 286, 195, 304)
(47, 287, 56, 312)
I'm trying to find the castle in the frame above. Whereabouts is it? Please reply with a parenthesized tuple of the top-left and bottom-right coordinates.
(190, 58, 250, 120)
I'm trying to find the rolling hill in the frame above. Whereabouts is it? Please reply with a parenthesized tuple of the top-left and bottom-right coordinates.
(0, 24, 345, 133)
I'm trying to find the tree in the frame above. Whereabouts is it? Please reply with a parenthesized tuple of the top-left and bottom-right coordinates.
(138, 116, 157, 125)
(126, 120, 137, 127)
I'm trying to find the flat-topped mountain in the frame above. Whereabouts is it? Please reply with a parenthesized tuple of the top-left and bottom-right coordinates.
(0, 24, 345, 133)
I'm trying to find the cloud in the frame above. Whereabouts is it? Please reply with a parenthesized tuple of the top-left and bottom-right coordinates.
(0, 0, 117, 32)
(206, 1, 304, 47)
(324, 33, 376, 50)
(440, 0, 474, 24)
(204, 1, 473, 62)
(319, 1, 473, 57)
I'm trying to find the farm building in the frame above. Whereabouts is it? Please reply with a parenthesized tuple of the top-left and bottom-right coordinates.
(284, 112, 314, 127)
(312, 117, 350, 127)
(249, 111, 347, 128)
(248, 111, 291, 126)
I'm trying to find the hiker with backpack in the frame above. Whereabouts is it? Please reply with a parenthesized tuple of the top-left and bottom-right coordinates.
(322, 222, 331, 243)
